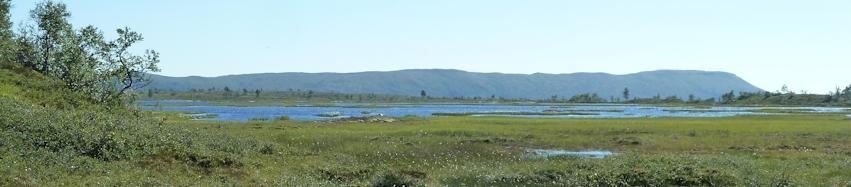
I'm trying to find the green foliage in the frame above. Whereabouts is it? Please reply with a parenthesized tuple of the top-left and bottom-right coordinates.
(11, 1, 160, 107)
(19, 0, 72, 74)
(0, 68, 94, 108)
(0, 58, 266, 185)
(455, 157, 737, 186)
(0, 89, 279, 185)
(3, 1, 851, 186)
(95, 27, 161, 104)
(191, 115, 850, 186)
(714, 84, 851, 106)
(146, 88, 532, 105)
(567, 93, 606, 103)
(831, 85, 851, 104)
(0, 0, 11, 62)
(729, 88, 851, 106)
(249, 117, 269, 121)
(372, 172, 423, 187)
(662, 95, 684, 103)
(721, 90, 736, 104)
(0, 93, 267, 164)
(5, 75, 851, 186)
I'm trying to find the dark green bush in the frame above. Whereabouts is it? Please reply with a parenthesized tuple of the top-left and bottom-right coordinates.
(0, 96, 261, 169)
(249, 117, 269, 121)
(317, 168, 373, 183)
(259, 143, 278, 155)
(664, 166, 735, 186)
(372, 173, 422, 187)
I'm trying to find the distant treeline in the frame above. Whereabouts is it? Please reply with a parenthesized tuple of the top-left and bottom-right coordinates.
(719, 85, 851, 106)
(145, 85, 851, 106)
(145, 87, 536, 104)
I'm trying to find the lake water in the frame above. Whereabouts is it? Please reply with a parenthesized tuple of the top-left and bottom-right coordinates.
(139, 100, 849, 121)
(527, 149, 614, 159)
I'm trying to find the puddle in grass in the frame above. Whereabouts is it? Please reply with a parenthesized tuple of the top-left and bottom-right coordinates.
(527, 149, 614, 159)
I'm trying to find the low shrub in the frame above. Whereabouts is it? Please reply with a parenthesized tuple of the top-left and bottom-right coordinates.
(0, 96, 260, 170)
(612, 136, 643, 145)
(372, 172, 423, 187)
(317, 168, 372, 182)
(249, 117, 269, 121)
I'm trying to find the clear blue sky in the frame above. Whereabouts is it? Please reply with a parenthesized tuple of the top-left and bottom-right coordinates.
(9, 0, 851, 93)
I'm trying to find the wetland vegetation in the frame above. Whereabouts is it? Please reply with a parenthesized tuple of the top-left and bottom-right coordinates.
(2, 1, 851, 186)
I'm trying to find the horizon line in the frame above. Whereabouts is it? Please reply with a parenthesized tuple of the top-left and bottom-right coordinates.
(154, 68, 732, 78)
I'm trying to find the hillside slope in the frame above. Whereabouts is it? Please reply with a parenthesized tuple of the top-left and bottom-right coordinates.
(148, 69, 763, 99)
(0, 68, 269, 185)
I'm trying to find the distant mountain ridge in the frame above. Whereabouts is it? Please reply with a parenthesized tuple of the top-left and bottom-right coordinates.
(147, 69, 763, 99)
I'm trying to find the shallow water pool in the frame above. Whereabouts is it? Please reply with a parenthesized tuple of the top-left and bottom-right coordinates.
(527, 149, 614, 159)
(139, 101, 849, 121)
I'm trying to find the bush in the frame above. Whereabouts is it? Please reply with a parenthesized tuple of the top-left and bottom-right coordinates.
(318, 168, 372, 183)
(663, 166, 735, 186)
(0, 96, 257, 169)
(249, 117, 269, 121)
(259, 143, 278, 155)
(372, 173, 421, 187)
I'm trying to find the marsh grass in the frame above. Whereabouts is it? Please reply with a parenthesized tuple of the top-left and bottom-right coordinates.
(4, 107, 851, 185)
(154, 114, 851, 186)
(3, 67, 851, 185)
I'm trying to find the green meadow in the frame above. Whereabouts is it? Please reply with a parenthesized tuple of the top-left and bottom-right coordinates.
(174, 114, 851, 186)
(8, 105, 850, 186)
(2, 64, 851, 186)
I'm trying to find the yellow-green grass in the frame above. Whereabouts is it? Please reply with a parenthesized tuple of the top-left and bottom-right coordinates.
(166, 114, 851, 186)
